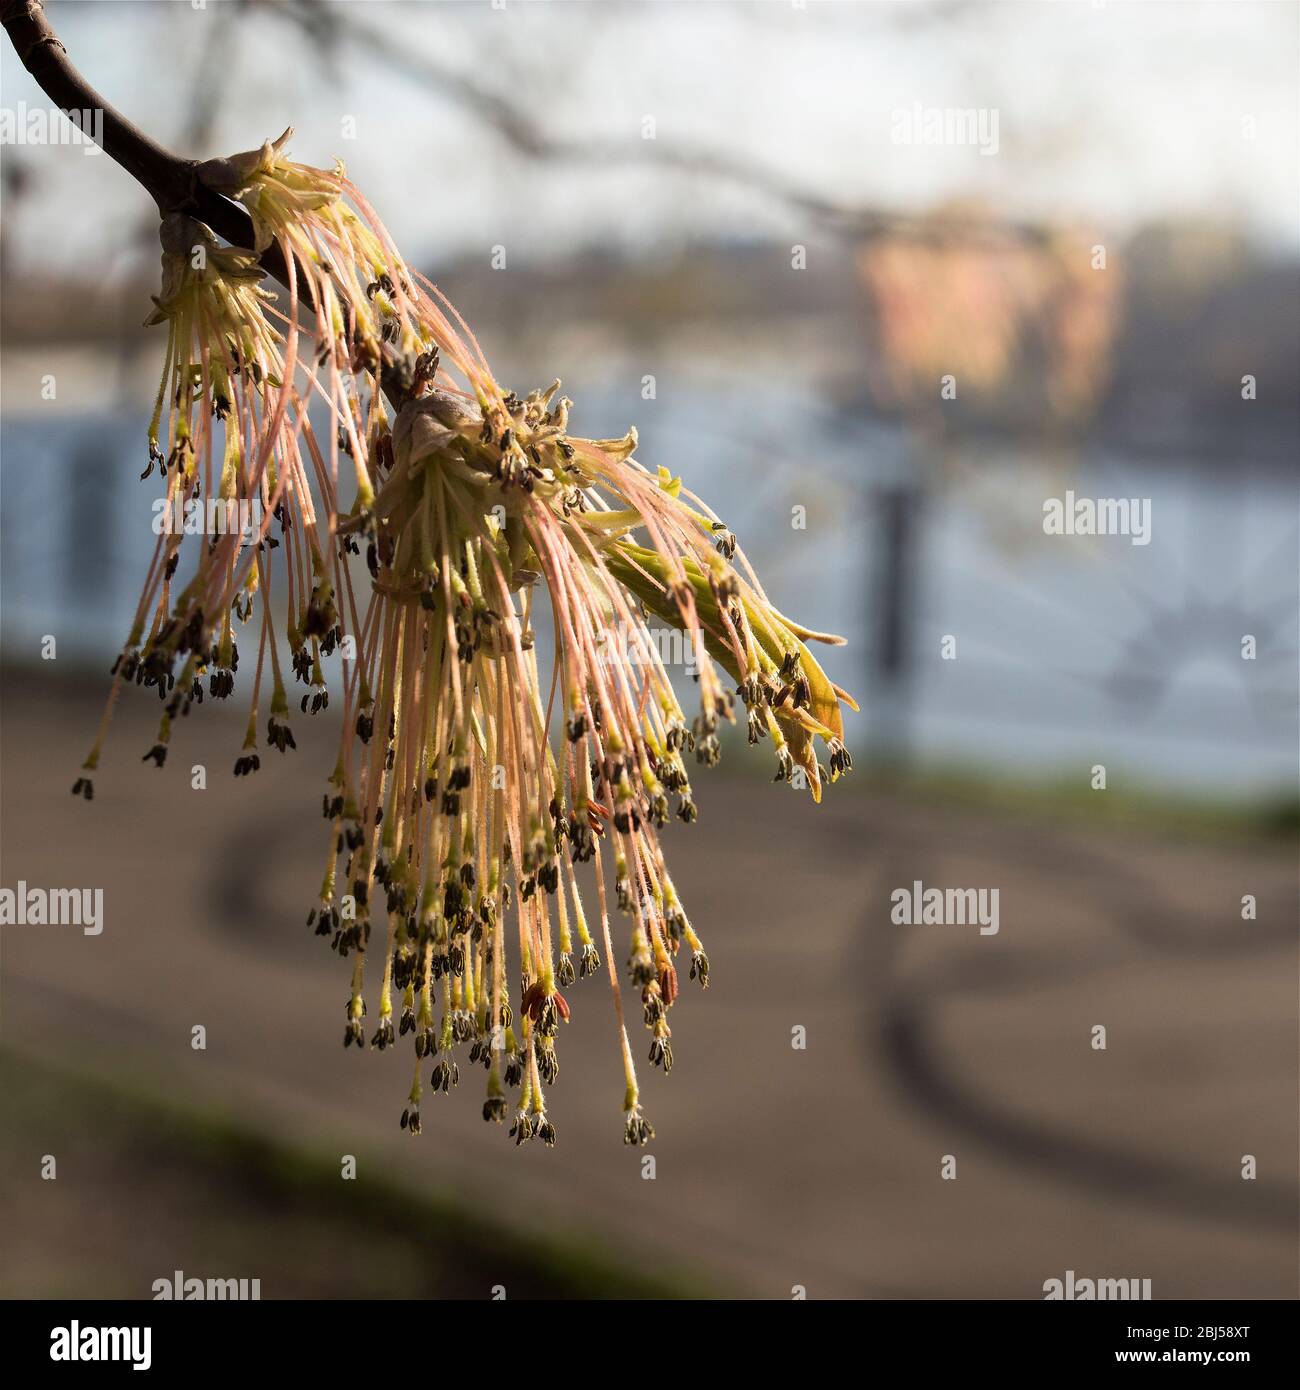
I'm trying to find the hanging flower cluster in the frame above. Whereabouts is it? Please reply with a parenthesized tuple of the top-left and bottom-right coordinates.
(77, 131, 855, 1145)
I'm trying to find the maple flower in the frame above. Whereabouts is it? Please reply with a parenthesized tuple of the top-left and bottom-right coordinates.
(79, 131, 856, 1144)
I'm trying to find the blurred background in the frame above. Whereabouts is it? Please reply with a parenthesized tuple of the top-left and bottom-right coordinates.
(1, 0, 1296, 1299)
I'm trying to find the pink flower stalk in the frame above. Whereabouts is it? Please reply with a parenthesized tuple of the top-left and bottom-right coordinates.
(79, 132, 856, 1145)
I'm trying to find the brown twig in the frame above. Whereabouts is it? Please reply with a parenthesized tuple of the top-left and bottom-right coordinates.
(1, 0, 297, 289)
(0, 0, 440, 403)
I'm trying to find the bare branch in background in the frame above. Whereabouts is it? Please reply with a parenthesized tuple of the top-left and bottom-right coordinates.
(274, 0, 1047, 249)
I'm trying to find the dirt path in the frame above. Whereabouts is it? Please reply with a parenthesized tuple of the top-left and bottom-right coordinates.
(2, 670, 1295, 1298)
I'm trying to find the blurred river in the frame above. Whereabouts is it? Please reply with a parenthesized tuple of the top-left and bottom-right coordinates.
(2, 387, 1295, 798)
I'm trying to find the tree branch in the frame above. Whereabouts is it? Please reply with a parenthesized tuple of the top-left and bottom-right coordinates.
(1, 0, 297, 290)
(0, 1, 434, 407)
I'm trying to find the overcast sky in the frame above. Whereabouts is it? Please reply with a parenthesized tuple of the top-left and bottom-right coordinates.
(2, 0, 1297, 277)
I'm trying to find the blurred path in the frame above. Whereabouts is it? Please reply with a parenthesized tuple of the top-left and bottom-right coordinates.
(2, 669, 1295, 1298)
